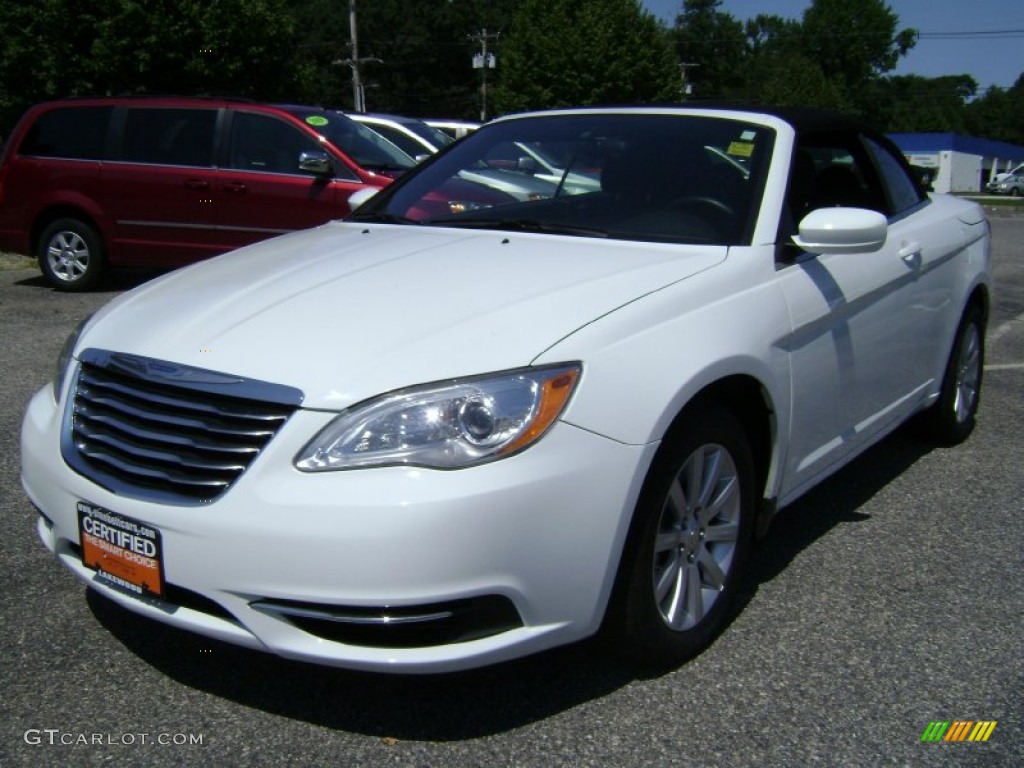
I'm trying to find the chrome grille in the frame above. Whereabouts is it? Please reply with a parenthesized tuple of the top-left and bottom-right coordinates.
(62, 349, 302, 504)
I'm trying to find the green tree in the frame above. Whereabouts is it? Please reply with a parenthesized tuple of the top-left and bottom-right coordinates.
(672, 0, 747, 100)
(0, 0, 306, 134)
(866, 74, 977, 133)
(799, 0, 917, 114)
(965, 73, 1024, 145)
(735, 12, 851, 111)
(494, 0, 679, 114)
(747, 52, 851, 112)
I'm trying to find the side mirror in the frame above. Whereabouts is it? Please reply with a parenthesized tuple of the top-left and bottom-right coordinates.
(516, 156, 538, 173)
(299, 150, 332, 175)
(792, 207, 888, 255)
(348, 186, 380, 211)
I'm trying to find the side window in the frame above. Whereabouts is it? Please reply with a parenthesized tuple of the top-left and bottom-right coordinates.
(227, 112, 322, 175)
(788, 132, 888, 221)
(863, 136, 925, 214)
(19, 107, 112, 159)
(119, 108, 216, 167)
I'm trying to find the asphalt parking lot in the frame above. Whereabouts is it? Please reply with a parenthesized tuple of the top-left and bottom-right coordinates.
(1, 215, 1021, 767)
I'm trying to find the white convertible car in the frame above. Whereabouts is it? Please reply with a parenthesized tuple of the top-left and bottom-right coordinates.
(21, 106, 991, 673)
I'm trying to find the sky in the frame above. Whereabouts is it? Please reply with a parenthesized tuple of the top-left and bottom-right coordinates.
(641, 0, 1024, 93)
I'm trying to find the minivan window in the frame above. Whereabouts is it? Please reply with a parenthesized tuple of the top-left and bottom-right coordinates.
(119, 108, 217, 167)
(227, 112, 323, 175)
(19, 106, 112, 160)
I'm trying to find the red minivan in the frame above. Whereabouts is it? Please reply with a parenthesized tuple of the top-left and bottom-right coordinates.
(0, 97, 412, 290)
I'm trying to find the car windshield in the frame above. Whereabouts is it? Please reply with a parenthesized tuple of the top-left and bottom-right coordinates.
(400, 119, 455, 148)
(283, 108, 416, 174)
(352, 113, 774, 245)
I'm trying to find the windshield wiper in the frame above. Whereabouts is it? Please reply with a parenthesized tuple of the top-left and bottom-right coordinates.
(423, 218, 609, 238)
(348, 212, 419, 225)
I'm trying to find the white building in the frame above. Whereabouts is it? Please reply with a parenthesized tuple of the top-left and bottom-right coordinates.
(887, 133, 1024, 194)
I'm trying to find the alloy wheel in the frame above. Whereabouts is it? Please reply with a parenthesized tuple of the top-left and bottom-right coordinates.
(652, 443, 741, 631)
(46, 230, 91, 283)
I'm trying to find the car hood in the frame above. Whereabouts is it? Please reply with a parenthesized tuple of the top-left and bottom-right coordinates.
(81, 222, 724, 409)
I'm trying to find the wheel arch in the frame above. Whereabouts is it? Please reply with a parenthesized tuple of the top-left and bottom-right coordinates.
(598, 378, 776, 658)
(664, 374, 777, 528)
(966, 282, 990, 323)
(606, 371, 779, 603)
(32, 205, 105, 256)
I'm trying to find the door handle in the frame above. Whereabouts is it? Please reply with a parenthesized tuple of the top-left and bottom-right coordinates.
(223, 182, 248, 194)
(898, 241, 921, 258)
(898, 241, 922, 264)
(184, 179, 209, 190)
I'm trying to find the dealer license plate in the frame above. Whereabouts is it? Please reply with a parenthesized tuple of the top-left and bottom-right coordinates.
(77, 501, 164, 597)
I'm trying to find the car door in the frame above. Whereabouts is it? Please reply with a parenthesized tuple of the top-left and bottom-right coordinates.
(216, 110, 361, 251)
(776, 130, 941, 499)
(100, 106, 221, 265)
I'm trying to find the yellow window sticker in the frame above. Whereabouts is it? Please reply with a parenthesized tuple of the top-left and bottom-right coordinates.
(727, 141, 754, 158)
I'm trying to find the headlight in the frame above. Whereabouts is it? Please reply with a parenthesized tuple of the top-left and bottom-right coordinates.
(295, 364, 580, 471)
(53, 313, 92, 402)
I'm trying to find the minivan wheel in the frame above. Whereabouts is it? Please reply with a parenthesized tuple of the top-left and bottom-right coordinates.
(609, 406, 755, 670)
(919, 304, 985, 445)
(38, 218, 105, 291)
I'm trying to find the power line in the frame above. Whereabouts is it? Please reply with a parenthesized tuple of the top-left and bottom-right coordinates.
(917, 29, 1024, 39)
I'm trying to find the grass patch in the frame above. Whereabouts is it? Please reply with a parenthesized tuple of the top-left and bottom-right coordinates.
(0, 251, 35, 270)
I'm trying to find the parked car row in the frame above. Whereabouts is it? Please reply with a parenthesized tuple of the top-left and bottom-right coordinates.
(0, 97, 484, 290)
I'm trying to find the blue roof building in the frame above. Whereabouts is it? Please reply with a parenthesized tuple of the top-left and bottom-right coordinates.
(887, 133, 1024, 193)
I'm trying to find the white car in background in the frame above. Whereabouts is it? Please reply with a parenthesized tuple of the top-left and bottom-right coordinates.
(425, 119, 480, 140)
(347, 112, 453, 161)
(986, 161, 1024, 192)
(22, 106, 990, 673)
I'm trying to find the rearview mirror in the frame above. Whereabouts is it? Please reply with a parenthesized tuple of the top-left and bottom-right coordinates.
(516, 156, 538, 173)
(792, 207, 887, 255)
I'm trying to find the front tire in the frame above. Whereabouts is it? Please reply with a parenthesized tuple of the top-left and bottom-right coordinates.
(609, 406, 755, 669)
(920, 304, 985, 445)
(37, 218, 105, 291)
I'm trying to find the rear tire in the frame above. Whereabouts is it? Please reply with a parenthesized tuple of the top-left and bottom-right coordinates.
(919, 304, 985, 445)
(37, 218, 105, 291)
(607, 405, 755, 670)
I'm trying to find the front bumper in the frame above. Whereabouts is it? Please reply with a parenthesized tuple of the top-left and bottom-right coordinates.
(22, 383, 654, 673)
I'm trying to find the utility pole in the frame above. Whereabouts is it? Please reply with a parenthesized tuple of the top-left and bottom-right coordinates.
(678, 62, 700, 100)
(469, 28, 499, 122)
(333, 0, 381, 112)
(349, 0, 362, 111)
